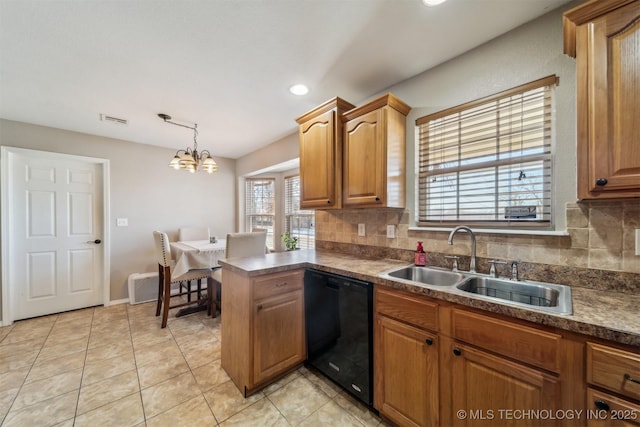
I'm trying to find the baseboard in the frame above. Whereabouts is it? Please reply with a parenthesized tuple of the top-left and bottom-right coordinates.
(106, 298, 129, 306)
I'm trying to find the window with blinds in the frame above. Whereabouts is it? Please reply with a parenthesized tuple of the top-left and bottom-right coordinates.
(284, 175, 315, 249)
(245, 178, 275, 249)
(416, 75, 557, 228)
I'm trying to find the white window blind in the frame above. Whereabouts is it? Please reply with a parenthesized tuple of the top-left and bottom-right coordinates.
(245, 178, 275, 249)
(284, 175, 315, 249)
(416, 75, 557, 228)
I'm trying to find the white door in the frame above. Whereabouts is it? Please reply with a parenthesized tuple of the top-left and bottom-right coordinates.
(5, 148, 106, 321)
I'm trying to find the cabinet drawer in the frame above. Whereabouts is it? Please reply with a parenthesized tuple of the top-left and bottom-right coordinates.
(253, 270, 303, 300)
(452, 309, 561, 373)
(375, 287, 438, 331)
(587, 342, 640, 400)
(587, 388, 640, 427)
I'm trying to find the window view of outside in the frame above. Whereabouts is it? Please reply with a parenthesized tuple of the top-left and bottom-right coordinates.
(417, 78, 555, 227)
(285, 175, 315, 249)
(245, 178, 275, 249)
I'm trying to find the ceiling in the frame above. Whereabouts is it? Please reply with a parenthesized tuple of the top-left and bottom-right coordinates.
(0, 0, 572, 160)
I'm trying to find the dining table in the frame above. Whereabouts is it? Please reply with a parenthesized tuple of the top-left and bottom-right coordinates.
(169, 239, 226, 317)
(170, 239, 227, 278)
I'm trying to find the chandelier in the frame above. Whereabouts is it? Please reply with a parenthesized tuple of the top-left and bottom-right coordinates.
(158, 113, 218, 173)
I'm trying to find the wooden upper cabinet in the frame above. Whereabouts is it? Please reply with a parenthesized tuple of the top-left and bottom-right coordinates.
(564, 0, 640, 199)
(295, 97, 355, 209)
(342, 93, 411, 208)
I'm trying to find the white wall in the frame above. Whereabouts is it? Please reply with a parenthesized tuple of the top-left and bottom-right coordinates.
(0, 119, 236, 306)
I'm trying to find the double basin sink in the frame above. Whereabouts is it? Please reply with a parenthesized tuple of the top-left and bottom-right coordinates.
(379, 265, 572, 315)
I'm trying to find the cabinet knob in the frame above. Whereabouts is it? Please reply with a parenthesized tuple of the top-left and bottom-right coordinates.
(425, 338, 433, 346)
(624, 373, 640, 384)
(453, 348, 462, 356)
(257, 304, 263, 311)
(595, 178, 608, 186)
(327, 200, 331, 204)
(594, 399, 610, 412)
(375, 196, 381, 202)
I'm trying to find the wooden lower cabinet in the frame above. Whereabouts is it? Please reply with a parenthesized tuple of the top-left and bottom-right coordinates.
(253, 289, 305, 385)
(448, 339, 561, 427)
(221, 268, 305, 395)
(375, 315, 439, 427)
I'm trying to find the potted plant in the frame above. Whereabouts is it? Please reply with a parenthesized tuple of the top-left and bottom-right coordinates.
(281, 231, 298, 251)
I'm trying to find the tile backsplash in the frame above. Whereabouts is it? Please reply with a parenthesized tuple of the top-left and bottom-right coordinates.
(315, 200, 640, 275)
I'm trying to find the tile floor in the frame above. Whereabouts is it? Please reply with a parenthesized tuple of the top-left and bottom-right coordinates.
(0, 301, 389, 426)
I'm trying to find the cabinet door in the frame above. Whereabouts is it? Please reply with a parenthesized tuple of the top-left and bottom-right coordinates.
(577, 1, 640, 198)
(450, 342, 561, 427)
(253, 290, 305, 385)
(344, 109, 386, 206)
(299, 110, 339, 208)
(375, 315, 439, 427)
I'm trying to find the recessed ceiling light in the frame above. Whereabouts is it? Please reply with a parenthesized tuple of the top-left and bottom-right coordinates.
(422, 0, 447, 6)
(289, 84, 309, 96)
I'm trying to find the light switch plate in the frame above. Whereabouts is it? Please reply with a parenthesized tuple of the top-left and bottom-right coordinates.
(636, 229, 640, 256)
(358, 224, 365, 236)
(117, 218, 128, 227)
(386, 225, 395, 238)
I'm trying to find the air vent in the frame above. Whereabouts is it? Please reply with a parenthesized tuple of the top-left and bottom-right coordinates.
(100, 114, 128, 125)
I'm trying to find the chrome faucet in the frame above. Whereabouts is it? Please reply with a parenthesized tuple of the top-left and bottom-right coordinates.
(447, 226, 477, 273)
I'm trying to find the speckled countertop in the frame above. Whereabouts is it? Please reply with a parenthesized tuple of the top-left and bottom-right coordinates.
(219, 249, 640, 347)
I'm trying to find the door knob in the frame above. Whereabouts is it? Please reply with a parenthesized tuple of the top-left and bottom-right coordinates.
(86, 239, 102, 244)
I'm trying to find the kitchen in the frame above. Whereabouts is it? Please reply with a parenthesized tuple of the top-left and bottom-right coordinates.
(0, 0, 639, 425)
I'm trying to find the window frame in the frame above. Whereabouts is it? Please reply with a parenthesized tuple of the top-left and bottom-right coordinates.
(284, 174, 315, 250)
(245, 177, 276, 249)
(415, 75, 558, 229)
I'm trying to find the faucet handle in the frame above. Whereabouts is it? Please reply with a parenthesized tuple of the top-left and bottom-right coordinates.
(444, 255, 460, 272)
(488, 260, 508, 278)
(511, 260, 520, 281)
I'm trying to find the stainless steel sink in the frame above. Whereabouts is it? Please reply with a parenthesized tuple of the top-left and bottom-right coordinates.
(456, 276, 572, 315)
(381, 266, 465, 287)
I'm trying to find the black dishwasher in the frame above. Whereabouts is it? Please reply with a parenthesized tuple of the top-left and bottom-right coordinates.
(304, 268, 373, 407)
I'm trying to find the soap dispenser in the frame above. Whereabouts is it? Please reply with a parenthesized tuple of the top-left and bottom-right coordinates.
(415, 241, 426, 266)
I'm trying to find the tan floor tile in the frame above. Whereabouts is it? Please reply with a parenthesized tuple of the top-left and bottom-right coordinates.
(26, 351, 86, 383)
(134, 340, 182, 368)
(174, 328, 218, 350)
(0, 387, 20, 421)
(1, 326, 50, 345)
(219, 398, 288, 427)
(181, 339, 221, 369)
(204, 380, 264, 423)
(0, 366, 29, 390)
(77, 370, 140, 415)
(11, 368, 82, 411)
(91, 317, 130, 334)
(0, 337, 45, 358)
(131, 328, 174, 350)
(55, 307, 95, 324)
(3, 389, 78, 427)
(192, 358, 231, 392)
(167, 316, 207, 334)
(51, 418, 75, 427)
(141, 371, 201, 419)
(45, 327, 91, 346)
(0, 350, 38, 374)
(267, 376, 331, 426)
(298, 400, 364, 427)
(0, 325, 14, 342)
(36, 336, 88, 362)
(334, 391, 382, 427)
(262, 370, 301, 395)
(82, 351, 136, 386)
(137, 353, 190, 388)
(9, 315, 57, 333)
(146, 395, 217, 427)
(87, 332, 132, 350)
(85, 340, 133, 364)
(302, 368, 342, 398)
(74, 392, 144, 427)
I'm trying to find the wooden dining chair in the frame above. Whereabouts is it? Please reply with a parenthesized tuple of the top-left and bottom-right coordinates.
(178, 226, 210, 241)
(210, 231, 268, 315)
(153, 230, 215, 328)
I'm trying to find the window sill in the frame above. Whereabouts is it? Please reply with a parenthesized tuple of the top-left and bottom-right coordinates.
(409, 226, 570, 237)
